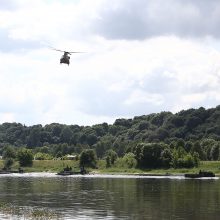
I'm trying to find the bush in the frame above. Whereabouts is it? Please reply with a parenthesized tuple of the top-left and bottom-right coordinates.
(171, 149, 199, 168)
(80, 149, 97, 168)
(133, 143, 165, 168)
(160, 148, 172, 168)
(34, 152, 53, 160)
(105, 150, 118, 167)
(3, 158, 14, 169)
(17, 148, 34, 167)
(122, 153, 137, 168)
(182, 154, 195, 168)
(2, 146, 16, 159)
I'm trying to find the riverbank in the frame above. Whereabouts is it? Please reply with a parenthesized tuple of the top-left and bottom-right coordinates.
(0, 160, 220, 176)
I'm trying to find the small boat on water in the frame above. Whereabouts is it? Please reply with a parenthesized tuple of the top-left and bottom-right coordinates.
(0, 168, 24, 175)
(0, 170, 11, 174)
(57, 170, 83, 176)
(56, 166, 87, 176)
(185, 170, 215, 178)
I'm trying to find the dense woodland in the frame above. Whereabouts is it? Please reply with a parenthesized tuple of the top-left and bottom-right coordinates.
(1, 105, 220, 169)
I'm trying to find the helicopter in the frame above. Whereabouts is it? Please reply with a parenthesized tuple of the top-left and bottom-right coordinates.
(49, 46, 83, 65)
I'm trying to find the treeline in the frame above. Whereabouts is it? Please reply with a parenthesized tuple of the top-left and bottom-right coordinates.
(1, 105, 220, 168)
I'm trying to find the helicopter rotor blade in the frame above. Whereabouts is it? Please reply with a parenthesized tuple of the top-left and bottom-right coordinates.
(47, 44, 86, 54)
(68, 51, 85, 54)
(48, 46, 65, 53)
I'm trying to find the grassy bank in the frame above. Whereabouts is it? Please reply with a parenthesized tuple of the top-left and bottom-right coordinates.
(0, 160, 80, 173)
(1, 160, 220, 175)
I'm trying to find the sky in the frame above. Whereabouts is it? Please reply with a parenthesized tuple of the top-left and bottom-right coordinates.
(1, 0, 220, 126)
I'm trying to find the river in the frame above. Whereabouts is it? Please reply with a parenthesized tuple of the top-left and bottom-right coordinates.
(0, 173, 219, 219)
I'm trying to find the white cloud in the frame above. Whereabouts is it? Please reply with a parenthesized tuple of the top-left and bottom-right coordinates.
(124, 90, 164, 106)
(1, 0, 220, 126)
(92, 0, 220, 39)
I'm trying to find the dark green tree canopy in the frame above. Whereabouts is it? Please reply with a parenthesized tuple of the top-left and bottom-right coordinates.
(0, 106, 220, 163)
(80, 149, 97, 168)
(17, 148, 34, 167)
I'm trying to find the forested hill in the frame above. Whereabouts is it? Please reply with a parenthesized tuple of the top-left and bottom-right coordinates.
(0, 105, 220, 158)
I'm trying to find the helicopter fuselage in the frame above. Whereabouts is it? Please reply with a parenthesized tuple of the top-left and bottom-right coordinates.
(49, 46, 83, 65)
(60, 52, 70, 65)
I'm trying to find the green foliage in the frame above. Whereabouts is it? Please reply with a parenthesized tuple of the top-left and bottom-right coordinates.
(0, 106, 220, 166)
(160, 148, 172, 168)
(191, 141, 206, 160)
(105, 150, 118, 166)
(37, 146, 50, 154)
(17, 148, 34, 167)
(4, 158, 14, 169)
(171, 147, 199, 168)
(80, 149, 97, 168)
(61, 126, 73, 143)
(34, 152, 53, 160)
(122, 153, 137, 168)
(133, 143, 165, 168)
(106, 156, 111, 168)
(210, 143, 220, 161)
(27, 125, 42, 147)
(2, 146, 16, 159)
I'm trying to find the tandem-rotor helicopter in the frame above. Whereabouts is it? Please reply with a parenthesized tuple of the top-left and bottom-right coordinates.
(49, 46, 84, 65)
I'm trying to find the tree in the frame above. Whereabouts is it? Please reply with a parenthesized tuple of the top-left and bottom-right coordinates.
(105, 150, 118, 166)
(17, 148, 34, 167)
(2, 146, 16, 159)
(200, 139, 216, 160)
(133, 143, 164, 168)
(156, 128, 169, 141)
(122, 153, 137, 168)
(95, 141, 106, 159)
(87, 134, 98, 146)
(106, 156, 111, 168)
(61, 126, 73, 143)
(210, 143, 220, 161)
(27, 125, 42, 147)
(80, 149, 97, 168)
(38, 146, 50, 154)
(138, 121, 149, 131)
(160, 148, 172, 168)
(184, 141, 193, 153)
(34, 152, 52, 160)
(169, 115, 184, 127)
(191, 141, 206, 160)
(133, 143, 143, 165)
(186, 116, 202, 130)
(4, 158, 14, 170)
(171, 147, 199, 168)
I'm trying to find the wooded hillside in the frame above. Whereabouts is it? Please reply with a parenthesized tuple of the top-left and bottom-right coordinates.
(0, 105, 220, 162)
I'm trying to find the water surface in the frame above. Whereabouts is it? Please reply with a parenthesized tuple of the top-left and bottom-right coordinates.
(0, 173, 219, 219)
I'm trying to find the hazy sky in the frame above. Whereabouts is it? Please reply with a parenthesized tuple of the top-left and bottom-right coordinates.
(1, 0, 220, 126)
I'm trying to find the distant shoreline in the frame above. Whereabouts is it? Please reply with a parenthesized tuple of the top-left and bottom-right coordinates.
(1, 160, 220, 177)
(0, 172, 219, 180)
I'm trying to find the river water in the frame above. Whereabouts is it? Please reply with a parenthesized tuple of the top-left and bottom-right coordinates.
(0, 173, 219, 219)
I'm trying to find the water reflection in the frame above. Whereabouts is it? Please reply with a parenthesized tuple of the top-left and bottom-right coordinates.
(0, 175, 219, 219)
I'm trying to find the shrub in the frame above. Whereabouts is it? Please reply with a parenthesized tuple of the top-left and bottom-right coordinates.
(105, 150, 118, 167)
(34, 152, 53, 160)
(122, 153, 137, 168)
(80, 149, 97, 168)
(3, 158, 14, 169)
(17, 148, 33, 167)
